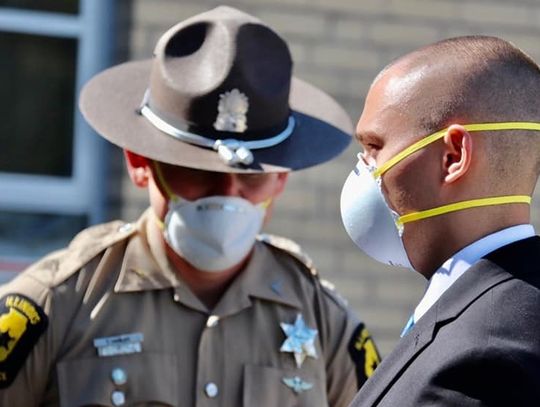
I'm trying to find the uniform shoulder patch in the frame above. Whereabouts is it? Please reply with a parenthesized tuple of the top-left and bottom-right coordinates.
(0, 294, 48, 388)
(348, 323, 381, 388)
(258, 234, 318, 277)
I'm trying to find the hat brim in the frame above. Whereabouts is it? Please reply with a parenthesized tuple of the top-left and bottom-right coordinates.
(80, 60, 352, 173)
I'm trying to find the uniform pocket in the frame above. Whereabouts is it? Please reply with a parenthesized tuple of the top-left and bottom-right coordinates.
(57, 352, 179, 407)
(243, 365, 328, 407)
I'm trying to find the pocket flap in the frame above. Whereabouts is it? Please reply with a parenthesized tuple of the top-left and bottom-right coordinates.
(243, 364, 327, 407)
(57, 353, 178, 406)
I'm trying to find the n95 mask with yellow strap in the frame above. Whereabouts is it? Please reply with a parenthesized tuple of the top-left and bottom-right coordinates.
(154, 163, 268, 272)
(340, 122, 538, 270)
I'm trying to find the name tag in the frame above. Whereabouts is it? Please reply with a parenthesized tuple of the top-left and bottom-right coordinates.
(93, 333, 144, 357)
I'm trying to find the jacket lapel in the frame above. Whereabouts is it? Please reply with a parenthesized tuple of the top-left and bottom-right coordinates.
(352, 236, 540, 406)
(350, 307, 438, 406)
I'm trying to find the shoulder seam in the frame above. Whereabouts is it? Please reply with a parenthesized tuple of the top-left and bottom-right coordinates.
(257, 233, 319, 278)
(22, 221, 136, 288)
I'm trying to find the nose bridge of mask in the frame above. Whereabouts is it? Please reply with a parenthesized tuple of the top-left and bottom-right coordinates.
(370, 121, 540, 225)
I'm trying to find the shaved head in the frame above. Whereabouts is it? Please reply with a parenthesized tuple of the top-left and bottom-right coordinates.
(376, 35, 540, 190)
(357, 36, 540, 274)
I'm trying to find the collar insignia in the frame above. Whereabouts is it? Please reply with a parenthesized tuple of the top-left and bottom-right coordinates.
(270, 279, 283, 296)
(280, 313, 318, 367)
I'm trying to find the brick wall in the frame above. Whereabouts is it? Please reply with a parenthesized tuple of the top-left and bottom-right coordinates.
(122, 0, 540, 355)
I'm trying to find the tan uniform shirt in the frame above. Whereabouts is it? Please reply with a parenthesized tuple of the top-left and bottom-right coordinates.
(0, 211, 379, 407)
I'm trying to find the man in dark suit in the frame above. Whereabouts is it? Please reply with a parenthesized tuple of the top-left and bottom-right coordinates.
(340, 35, 540, 406)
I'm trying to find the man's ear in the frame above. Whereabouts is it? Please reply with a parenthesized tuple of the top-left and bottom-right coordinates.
(124, 150, 151, 188)
(273, 172, 289, 197)
(442, 124, 472, 184)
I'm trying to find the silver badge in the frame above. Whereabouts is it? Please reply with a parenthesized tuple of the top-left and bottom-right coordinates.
(282, 376, 314, 394)
(214, 89, 249, 133)
(93, 333, 144, 357)
(280, 314, 318, 368)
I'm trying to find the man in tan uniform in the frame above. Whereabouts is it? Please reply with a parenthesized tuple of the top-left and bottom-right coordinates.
(0, 6, 379, 407)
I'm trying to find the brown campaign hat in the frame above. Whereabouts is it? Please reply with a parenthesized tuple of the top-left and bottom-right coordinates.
(80, 6, 352, 173)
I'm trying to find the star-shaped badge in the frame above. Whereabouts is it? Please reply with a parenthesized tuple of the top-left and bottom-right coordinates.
(280, 314, 318, 368)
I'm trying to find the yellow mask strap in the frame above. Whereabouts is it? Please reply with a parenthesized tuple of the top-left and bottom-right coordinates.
(260, 198, 272, 209)
(154, 212, 165, 230)
(152, 161, 178, 202)
(152, 163, 271, 225)
(374, 122, 540, 178)
(397, 195, 531, 227)
(151, 161, 178, 228)
(153, 162, 273, 208)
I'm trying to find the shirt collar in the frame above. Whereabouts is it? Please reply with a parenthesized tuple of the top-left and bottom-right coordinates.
(114, 210, 302, 314)
(114, 209, 180, 294)
(413, 224, 535, 323)
(211, 239, 303, 317)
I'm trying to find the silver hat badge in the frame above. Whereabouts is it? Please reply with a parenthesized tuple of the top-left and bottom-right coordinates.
(214, 89, 249, 133)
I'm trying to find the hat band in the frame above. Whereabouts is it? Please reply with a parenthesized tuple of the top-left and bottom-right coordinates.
(138, 94, 295, 166)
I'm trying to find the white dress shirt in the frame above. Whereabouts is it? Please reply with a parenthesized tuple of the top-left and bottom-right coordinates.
(413, 224, 536, 324)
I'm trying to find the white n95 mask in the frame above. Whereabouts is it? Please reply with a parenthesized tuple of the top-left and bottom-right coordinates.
(340, 158, 413, 269)
(152, 162, 267, 272)
(163, 195, 266, 272)
(340, 121, 538, 270)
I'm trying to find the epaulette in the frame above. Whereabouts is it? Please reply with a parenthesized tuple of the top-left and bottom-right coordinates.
(23, 220, 137, 288)
(319, 278, 350, 308)
(257, 233, 318, 277)
(258, 234, 352, 310)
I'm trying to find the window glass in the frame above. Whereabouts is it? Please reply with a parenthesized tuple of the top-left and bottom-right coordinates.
(0, 211, 87, 259)
(0, 0, 79, 14)
(0, 31, 77, 176)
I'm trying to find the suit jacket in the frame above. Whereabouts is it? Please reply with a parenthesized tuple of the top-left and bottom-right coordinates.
(350, 236, 540, 407)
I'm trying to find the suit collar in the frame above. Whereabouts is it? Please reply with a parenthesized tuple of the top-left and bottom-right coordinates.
(353, 236, 540, 406)
(483, 235, 540, 277)
(414, 225, 535, 322)
(436, 235, 540, 323)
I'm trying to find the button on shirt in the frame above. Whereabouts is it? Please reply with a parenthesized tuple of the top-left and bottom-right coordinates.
(413, 224, 536, 324)
(0, 209, 364, 407)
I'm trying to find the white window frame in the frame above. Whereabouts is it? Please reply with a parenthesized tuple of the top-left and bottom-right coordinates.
(0, 0, 117, 224)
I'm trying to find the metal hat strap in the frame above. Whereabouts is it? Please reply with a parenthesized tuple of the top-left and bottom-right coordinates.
(138, 90, 295, 166)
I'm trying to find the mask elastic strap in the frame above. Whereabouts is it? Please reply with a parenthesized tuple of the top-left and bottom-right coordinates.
(374, 122, 540, 178)
(154, 212, 165, 230)
(397, 195, 531, 227)
(152, 160, 273, 208)
(260, 198, 272, 209)
(152, 161, 179, 202)
(151, 161, 179, 229)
